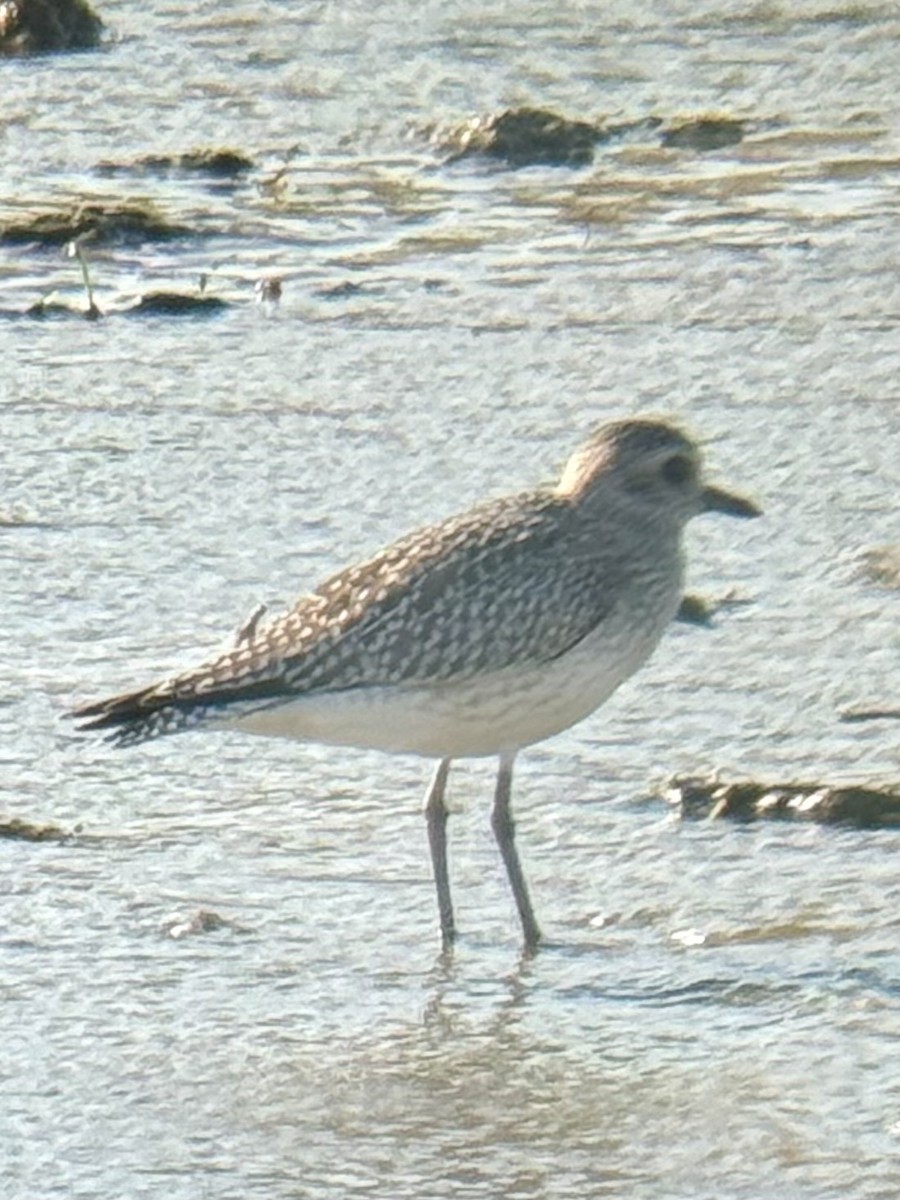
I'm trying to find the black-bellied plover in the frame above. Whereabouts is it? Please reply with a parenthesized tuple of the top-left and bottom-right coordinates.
(74, 417, 759, 949)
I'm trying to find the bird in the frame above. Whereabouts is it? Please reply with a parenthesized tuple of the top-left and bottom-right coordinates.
(73, 416, 760, 949)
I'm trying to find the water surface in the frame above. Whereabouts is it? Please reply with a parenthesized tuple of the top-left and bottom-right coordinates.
(2, 2, 899, 1197)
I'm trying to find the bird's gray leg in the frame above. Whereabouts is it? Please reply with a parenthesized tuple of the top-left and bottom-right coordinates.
(491, 752, 541, 950)
(424, 758, 455, 946)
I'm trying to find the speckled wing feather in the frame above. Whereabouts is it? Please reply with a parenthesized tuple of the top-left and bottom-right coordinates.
(74, 489, 626, 744)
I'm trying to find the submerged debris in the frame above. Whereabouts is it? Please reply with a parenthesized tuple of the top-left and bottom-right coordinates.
(24, 289, 229, 319)
(0, 0, 103, 56)
(67, 232, 102, 318)
(665, 776, 900, 828)
(161, 909, 246, 939)
(23, 230, 102, 319)
(234, 603, 268, 646)
(315, 280, 371, 301)
(25, 295, 96, 320)
(22, 243, 228, 320)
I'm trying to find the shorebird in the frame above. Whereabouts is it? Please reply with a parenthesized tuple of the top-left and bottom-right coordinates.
(73, 417, 759, 948)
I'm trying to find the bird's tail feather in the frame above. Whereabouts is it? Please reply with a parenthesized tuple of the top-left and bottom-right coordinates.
(72, 684, 204, 746)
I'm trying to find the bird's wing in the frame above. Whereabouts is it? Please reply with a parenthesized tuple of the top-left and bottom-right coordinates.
(73, 491, 624, 741)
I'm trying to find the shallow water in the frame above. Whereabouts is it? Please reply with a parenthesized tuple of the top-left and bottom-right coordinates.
(2, 1, 899, 1197)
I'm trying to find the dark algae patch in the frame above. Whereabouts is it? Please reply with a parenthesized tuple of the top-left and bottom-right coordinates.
(665, 776, 900, 828)
(660, 116, 748, 151)
(96, 149, 254, 180)
(1, 199, 195, 247)
(128, 291, 229, 316)
(0, 0, 103, 56)
(0, 815, 71, 842)
(840, 706, 900, 723)
(436, 107, 609, 167)
(431, 107, 755, 168)
(676, 590, 753, 627)
(859, 545, 900, 589)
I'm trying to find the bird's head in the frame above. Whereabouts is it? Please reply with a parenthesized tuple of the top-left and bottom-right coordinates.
(556, 417, 760, 525)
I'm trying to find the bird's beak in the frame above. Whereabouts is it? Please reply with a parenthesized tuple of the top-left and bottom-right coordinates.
(702, 484, 761, 519)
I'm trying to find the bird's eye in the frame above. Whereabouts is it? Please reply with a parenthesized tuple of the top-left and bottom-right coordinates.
(661, 454, 695, 487)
